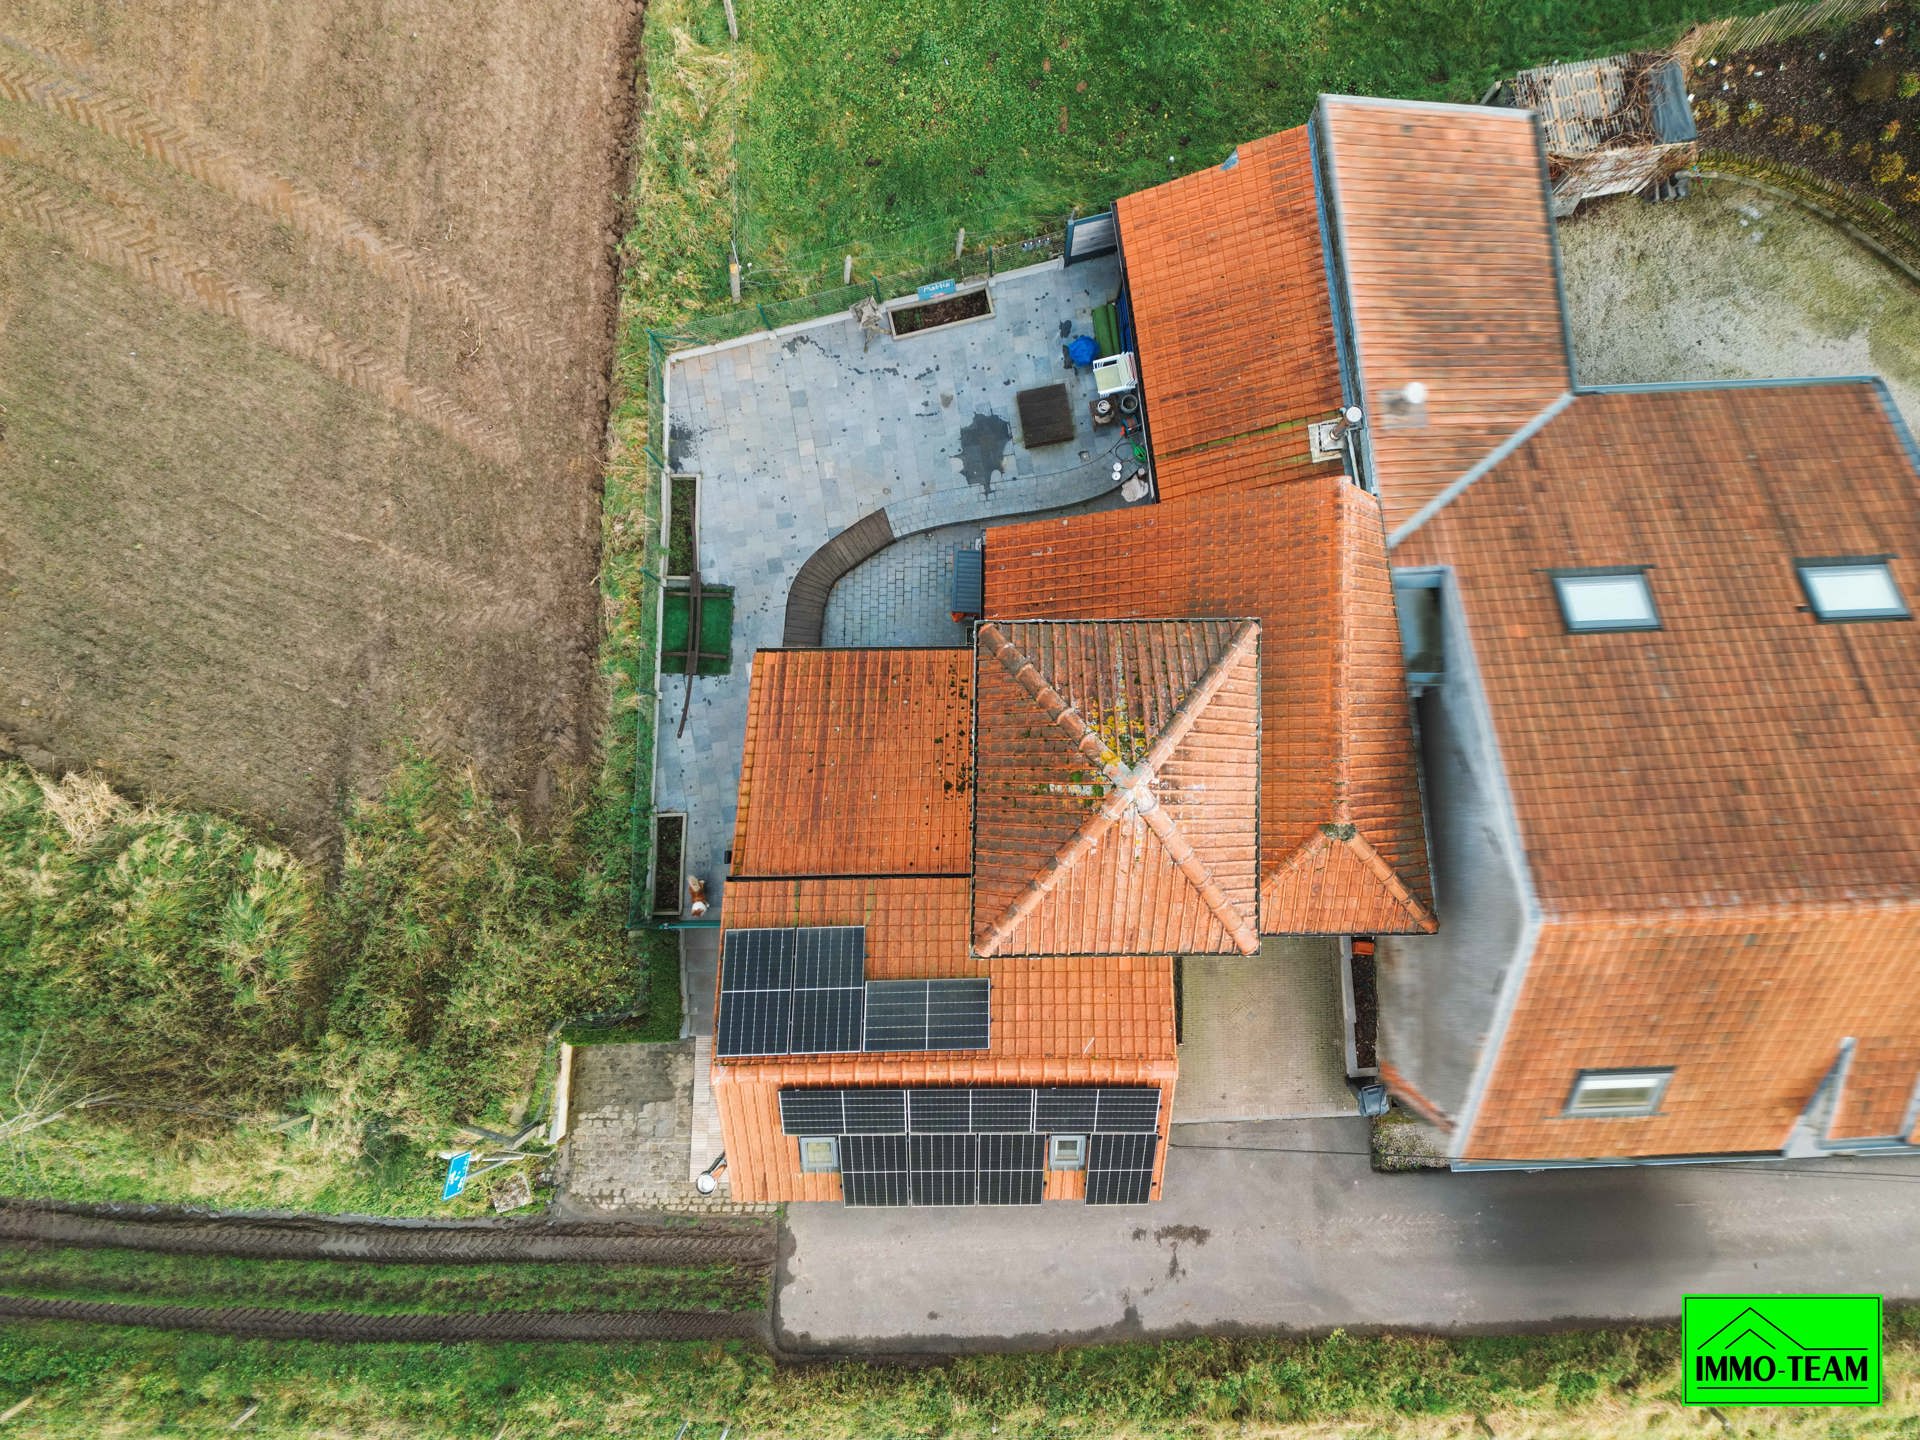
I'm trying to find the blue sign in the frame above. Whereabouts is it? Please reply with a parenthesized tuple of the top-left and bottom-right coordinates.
(441, 1151, 472, 1201)
(916, 278, 958, 301)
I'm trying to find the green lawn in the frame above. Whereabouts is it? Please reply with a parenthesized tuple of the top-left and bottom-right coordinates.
(723, 0, 1775, 290)
(0, 1318, 1914, 1438)
(0, 1248, 763, 1316)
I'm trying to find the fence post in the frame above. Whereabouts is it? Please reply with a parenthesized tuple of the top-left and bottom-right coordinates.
(729, 243, 742, 302)
(872, 277, 882, 303)
(722, 0, 738, 40)
(757, 302, 775, 332)
(843, 254, 854, 285)
(955, 227, 966, 259)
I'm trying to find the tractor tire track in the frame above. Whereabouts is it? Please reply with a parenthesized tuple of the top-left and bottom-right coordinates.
(0, 1204, 777, 1268)
(0, 1295, 762, 1343)
(0, 41, 572, 366)
(0, 171, 515, 466)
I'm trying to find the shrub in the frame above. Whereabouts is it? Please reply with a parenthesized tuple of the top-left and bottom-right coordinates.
(1738, 98, 1767, 127)
(1703, 97, 1732, 128)
(1873, 151, 1908, 185)
(1825, 128, 1845, 155)
(1851, 139, 1876, 165)
(1771, 114, 1795, 137)
(1883, 118, 1904, 145)
(1900, 71, 1920, 100)
(1797, 120, 1826, 145)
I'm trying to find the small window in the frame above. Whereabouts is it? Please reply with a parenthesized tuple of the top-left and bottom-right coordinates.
(1552, 569, 1659, 633)
(1796, 558, 1909, 622)
(797, 1136, 840, 1173)
(1047, 1134, 1087, 1171)
(1564, 1069, 1672, 1118)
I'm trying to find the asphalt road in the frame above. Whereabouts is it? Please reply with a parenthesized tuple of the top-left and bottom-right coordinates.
(775, 1119, 1920, 1352)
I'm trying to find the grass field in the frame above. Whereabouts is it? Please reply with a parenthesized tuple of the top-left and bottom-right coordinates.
(0, 1247, 764, 1316)
(0, 1318, 1914, 1437)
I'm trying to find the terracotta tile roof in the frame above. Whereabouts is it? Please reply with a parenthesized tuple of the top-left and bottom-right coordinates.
(985, 476, 1432, 933)
(730, 648, 973, 878)
(1831, 1038, 1920, 1142)
(971, 620, 1262, 956)
(720, 876, 980, 979)
(1318, 97, 1572, 534)
(1459, 906, 1920, 1161)
(1393, 383, 1920, 915)
(1116, 126, 1346, 500)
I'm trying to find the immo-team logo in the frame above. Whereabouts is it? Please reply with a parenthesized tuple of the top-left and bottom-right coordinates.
(1683, 1294, 1882, 1407)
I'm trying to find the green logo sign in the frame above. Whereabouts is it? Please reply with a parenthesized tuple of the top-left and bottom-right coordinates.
(1683, 1294, 1882, 1406)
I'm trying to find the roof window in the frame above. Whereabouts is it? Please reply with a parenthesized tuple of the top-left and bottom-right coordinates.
(1551, 569, 1658, 633)
(1564, 1068, 1672, 1118)
(1796, 558, 1909, 623)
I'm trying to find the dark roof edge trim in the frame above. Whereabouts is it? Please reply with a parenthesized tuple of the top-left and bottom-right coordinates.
(1531, 109, 1580, 391)
(1386, 392, 1575, 549)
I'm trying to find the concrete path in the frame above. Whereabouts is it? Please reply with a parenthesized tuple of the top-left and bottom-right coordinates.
(1175, 939, 1354, 1123)
(776, 1118, 1920, 1352)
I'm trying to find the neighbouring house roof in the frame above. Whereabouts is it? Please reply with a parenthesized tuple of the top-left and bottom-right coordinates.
(970, 619, 1262, 956)
(985, 476, 1433, 934)
(1116, 126, 1346, 501)
(730, 648, 974, 878)
(1317, 97, 1573, 534)
(1393, 381, 1920, 917)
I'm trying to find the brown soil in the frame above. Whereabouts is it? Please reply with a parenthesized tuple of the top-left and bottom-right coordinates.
(1696, 7, 1920, 225)
(0, 2, 642, 849)
(1350, 943, 1378, 1071)
(891, 288, 991, 334)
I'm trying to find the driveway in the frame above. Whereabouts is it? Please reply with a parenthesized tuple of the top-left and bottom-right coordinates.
(775, 1119, 1920, 1352)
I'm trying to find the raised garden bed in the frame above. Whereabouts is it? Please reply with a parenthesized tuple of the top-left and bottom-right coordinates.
(1341, 939, 1380, 1078)
(1695, 10, 1920, 232)
(889, 286, 992, 337)
(665, 474, 698, 580)
(660, 586, 733, 676)
(649, 812, 686, 918)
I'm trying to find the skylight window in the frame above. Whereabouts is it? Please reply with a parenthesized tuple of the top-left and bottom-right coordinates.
(1564, 1069, 1672, 1118)
(1551, 569, 1659, 633)
(1796, 559, 1910, 623)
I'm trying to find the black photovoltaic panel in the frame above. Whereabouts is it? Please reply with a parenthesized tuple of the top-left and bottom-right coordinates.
(840, 1134, 910, 1207)
(1034, 1088, 1099, 1133)
(842, 1088, 908, 1133)
(969, 1088, 1036, 1133)
(926, 979, 992, 1049)
(861, 979, 990, 1051)
(862, 981, 931, 1051)
(720, 927, 795, 991)
(718, 926, 869, 1058)
(715, 987, 791, 1058)
(909, 1134, 978, 1207)
(1093, 1088, 1163, 1133)
(1086, 1133, 1158, 1205)
(977, 1133, 1046, 1206)
(788, 985, 865, 1055)
(908, 1089, 973, 1133)
(792, 926, 865, 988)
(778, 1090, 845, 1135)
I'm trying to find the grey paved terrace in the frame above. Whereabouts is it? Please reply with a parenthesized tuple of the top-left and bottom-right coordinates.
(776, 1119, 1920, 1351)
(654, 257, 1128, 911)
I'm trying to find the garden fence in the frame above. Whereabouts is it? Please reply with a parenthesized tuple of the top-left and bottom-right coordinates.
(1673, 0, 1892, 64)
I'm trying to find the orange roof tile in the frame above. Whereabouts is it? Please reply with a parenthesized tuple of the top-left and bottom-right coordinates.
(1319, 97, 1572, 534)
(1117, 126, 1346, 500)
(731, 648, 973, 878)
(971, 620, 1262, 956)
(1831, 1038, 1920, 1142)
(986, 477, 1432, 934)
(1394, 383, 1920, 916)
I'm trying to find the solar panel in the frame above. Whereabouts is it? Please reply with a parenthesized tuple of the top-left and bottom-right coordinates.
(778, 1090, 845, 1135)
(841, 1088, 908, 1134)
(791, 925, 865, 988)
(977, 1133, 1045, 1205)
(909, 1134, 978, 1206)
(788, 984, 865, 1054)
(840, 1134, 909, 1207)
(908, 1089, 972, 1133)
(1035, 1087, 1099, 1133)
(721, 927, 795, 990)
(926, 979, 991, 1049)
(715, 987, 791, 1057)
(1093, 1087, 1163, 1133)
(1086, 1133, 1158, 1205)
(968, 1088, 1036, 1133)
(861, 979, 991, 1052)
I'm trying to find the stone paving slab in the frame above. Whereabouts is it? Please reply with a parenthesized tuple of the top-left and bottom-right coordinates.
(655, 256, 1125, 913)
(1175, 938, 1357, 1123)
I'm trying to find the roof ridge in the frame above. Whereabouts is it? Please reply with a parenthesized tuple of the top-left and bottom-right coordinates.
(1260, 823, 1437, 934)
(973, 621, 1262, 956)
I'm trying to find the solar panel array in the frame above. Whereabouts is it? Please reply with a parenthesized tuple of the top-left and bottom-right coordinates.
(718, 928, 993, 1057)
(1086, 1133, 1159, 1205)
(778, 1086, 1161, 1136)
(863, 979, 991, 1051)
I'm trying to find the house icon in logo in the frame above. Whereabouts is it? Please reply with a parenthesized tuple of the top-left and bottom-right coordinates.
(1685, 1297, 1879, 1405)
